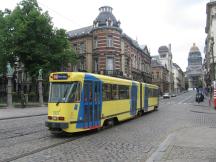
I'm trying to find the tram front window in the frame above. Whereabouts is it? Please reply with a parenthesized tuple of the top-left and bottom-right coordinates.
(49, 82, 80, 103)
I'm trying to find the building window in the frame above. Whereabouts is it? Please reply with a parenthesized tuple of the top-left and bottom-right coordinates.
(156, 72, 160, 79)
(125, 58, 130, 74)
(107, 35, 113, 47)
(79, 59, 84, 71)
(141, 60, 144, 71)
(94, 36, 98, 49)
(136, 56, 138, 69)
(93, 58, 99, 72)
(73, 43, 77, 51)
(79, 42, 85, 54)
(106, 57, 114, 70)
(160, 54, 166, 58)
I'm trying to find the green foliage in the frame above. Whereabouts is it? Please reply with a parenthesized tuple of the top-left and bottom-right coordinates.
(0, 0, 76, 77)
(0, 9, 11, 74)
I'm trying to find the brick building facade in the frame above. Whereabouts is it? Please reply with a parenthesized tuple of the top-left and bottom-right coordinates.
(151, 59, 169, 95)
(68, 6, 152, 83)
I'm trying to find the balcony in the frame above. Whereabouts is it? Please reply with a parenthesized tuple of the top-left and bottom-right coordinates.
(103, 70, 123, 77)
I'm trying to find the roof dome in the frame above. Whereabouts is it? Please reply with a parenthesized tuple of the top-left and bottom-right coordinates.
(158, 46, 169, 53)
(93, 6, 120, 28)
(189, 43, 200, 53)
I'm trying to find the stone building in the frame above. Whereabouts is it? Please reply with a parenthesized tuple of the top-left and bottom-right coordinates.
(67, 6, 152, 83)
(151, 58, 169, 95)
(205, 0, 216, 85)
(172, 63, 185, 93)
(152, 45, 174, 93)
(186, 43, 203, 90)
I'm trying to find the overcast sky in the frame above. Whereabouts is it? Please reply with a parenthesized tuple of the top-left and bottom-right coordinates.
(0, 0, 209, 71)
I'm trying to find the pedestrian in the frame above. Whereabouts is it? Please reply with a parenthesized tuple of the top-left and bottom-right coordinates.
(196, 91, 201, 104)
(209, 86, 213, 107)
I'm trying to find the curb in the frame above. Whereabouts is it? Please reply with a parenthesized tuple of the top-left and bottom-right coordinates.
(146, 133, 176, 162)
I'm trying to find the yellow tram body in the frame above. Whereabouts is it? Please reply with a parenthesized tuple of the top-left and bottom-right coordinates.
(45, 72, 159, 133)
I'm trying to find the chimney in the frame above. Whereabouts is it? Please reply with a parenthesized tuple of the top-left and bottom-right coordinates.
(169, 43, 171, 51)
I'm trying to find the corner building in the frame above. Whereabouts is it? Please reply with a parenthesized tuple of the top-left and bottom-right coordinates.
(68, 6, 152, 83)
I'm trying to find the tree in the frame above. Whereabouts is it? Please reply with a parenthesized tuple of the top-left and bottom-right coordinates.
(0, 0, 76, 77)
(0, 9, 13, 74)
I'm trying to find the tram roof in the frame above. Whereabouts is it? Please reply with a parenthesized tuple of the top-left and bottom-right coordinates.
(49, 72, 158, 88)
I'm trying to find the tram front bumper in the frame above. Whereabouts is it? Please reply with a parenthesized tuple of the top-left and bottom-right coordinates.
(45, 121, 69, 129)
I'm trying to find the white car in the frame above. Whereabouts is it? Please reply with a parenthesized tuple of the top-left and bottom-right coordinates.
(171, 93, 176, 97)
(163, 93, 170, 99)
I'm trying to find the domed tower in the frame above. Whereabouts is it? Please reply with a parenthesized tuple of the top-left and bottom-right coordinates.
(188, 43, 202, 66)
(186, 43, 203, 90)
(92, 6, 122, 74)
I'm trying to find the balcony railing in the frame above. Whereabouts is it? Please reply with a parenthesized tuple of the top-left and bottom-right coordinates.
(103, 70, 123, 77)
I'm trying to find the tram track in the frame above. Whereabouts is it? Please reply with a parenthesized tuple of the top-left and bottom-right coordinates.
(0, 116, 47, 140)
(0, 113, 47, 121)
(1, 137, 76, 162)
(0, 131, 96, 162)
(0, 127, 47, 141)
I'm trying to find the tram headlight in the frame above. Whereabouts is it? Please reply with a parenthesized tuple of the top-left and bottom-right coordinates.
(58, 116, 65, 121)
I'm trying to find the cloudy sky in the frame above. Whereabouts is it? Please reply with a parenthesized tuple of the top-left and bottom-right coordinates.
(0, 0, 209, 71)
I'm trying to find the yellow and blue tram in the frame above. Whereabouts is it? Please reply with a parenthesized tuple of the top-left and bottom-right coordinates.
(45, 72, 159, 133)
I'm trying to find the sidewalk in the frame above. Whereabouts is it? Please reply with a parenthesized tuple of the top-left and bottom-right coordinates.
(147, 96, 216, 162)
(146, 127, 216, 162)
(0, 106, 47, 120)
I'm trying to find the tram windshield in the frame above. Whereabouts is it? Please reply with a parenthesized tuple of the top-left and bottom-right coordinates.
(49, 82, 80, 103)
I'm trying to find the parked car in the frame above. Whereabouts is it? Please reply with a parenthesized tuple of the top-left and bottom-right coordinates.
(163, 93, 170, 99)
(171, 93, 176, 97)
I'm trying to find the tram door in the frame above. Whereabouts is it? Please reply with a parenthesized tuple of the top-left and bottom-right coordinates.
(83, 81, 102, 128)
(144, 85, 149, 112)
(130, 83, 137, 116)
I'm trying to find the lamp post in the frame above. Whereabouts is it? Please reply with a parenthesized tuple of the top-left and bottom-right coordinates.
(6, 63, 14, 108)
(38, 69, 44, 107)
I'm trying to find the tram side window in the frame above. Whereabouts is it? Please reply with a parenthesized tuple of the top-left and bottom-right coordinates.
(103, 84, 112, 101)
(154, 89, 159, 97)
(112, 85, 119, 100)
(119, 85, 129, 99)
(148, 89, 153, 97)
(102, 84, 129, 101)
(148, 88, 158, 97)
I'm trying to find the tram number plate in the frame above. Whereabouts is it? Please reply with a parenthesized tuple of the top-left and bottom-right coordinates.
(53, 111, 59, 115)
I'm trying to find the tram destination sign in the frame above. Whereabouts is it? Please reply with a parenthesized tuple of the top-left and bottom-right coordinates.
(53, 74, 68, 80)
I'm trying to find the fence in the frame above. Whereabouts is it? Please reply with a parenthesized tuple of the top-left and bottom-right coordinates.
(0, 75, 49, 106)
(0, 76, 7, 104)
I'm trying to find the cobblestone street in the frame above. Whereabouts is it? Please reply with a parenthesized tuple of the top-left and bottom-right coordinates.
(0, 91, 216, 162)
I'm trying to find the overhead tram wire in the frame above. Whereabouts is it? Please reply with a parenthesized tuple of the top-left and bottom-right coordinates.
(10, 0, 81, 28)
(37, 1, 81, 29)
